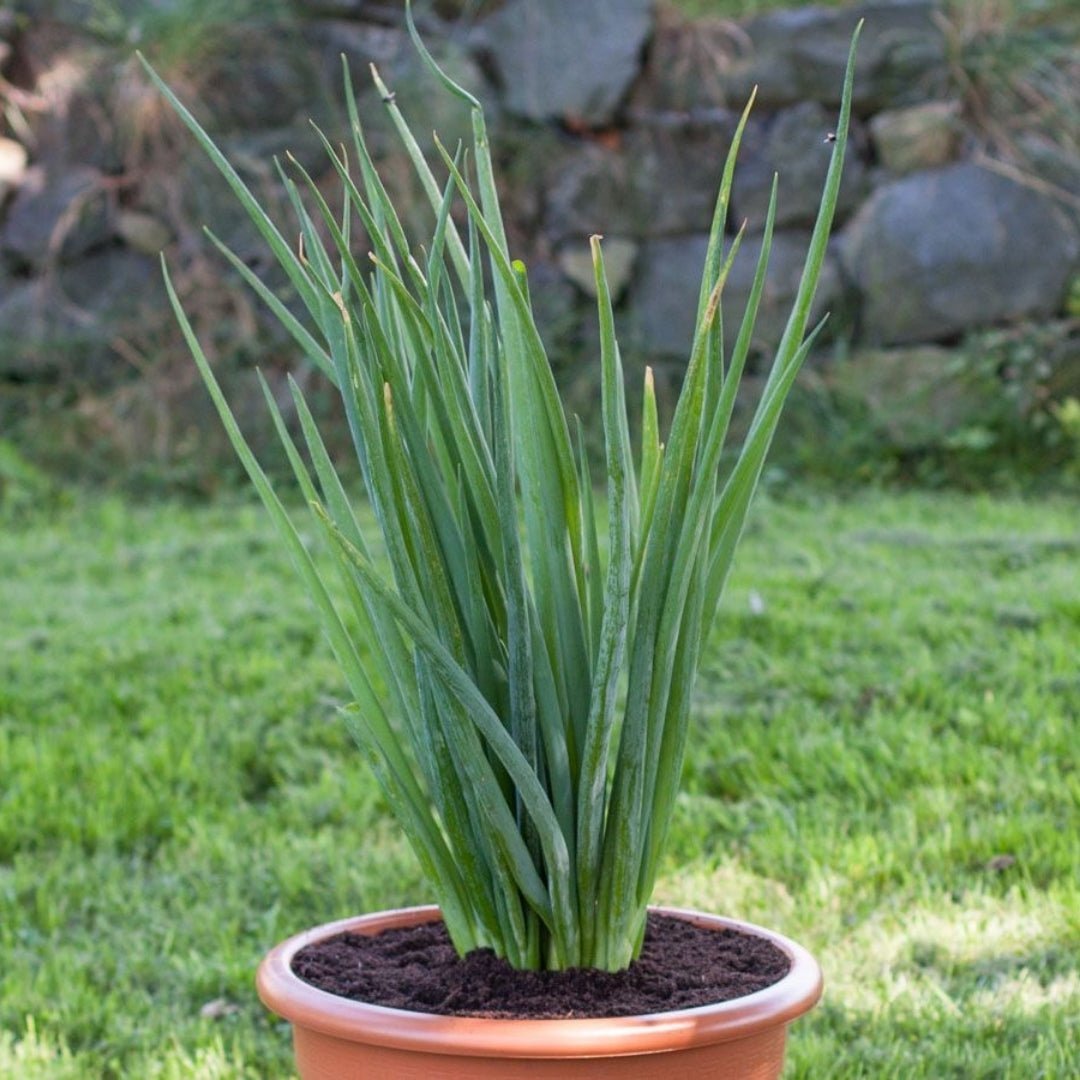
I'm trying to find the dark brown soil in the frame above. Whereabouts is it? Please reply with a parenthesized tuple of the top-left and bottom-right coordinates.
(291, 913, 790, 1019)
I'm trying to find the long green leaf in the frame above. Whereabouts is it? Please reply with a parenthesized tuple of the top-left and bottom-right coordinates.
(575, 236, 633, 956)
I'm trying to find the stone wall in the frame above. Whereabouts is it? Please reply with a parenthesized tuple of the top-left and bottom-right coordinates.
(0, 0, 1077, 476)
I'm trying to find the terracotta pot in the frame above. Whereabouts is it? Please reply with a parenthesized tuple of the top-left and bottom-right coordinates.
(257, 905, 822, 1079)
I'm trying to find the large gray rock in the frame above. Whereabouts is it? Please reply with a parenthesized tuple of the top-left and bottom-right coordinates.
(0, 164, 112, 269)
(627, 13, 743, 115)
(475, 0, 653, 125)
(728, 0, 947, 110)
(36, 78, 125, 175)
(841, 163, 1080, 345)
(198, 37, 316, 133)
(54, 247, 160, 313)
(24, 15, 311, 150)
(14, 24, 124, 174)
(627, 230, 842, 359)
(626, 122, 741, 237)
(543, 142, 636, 241)
(869, 101, 962, 175)
(625, 235, 710, 358)
(829, 345, 1001, 450)
(0, 249, 160, 383)
(543, 120, 736, 242)
(731, 102, 868, 232)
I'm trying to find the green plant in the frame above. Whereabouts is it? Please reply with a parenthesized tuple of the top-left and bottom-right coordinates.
(140, 8, 861, 972)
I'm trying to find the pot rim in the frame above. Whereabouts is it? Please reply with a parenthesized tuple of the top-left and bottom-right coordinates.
(256, 904, 823, 1059)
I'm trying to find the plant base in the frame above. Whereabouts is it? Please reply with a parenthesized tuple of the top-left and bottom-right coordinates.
(257, 905, 823, 1079)
(290, 909, 789, 1018)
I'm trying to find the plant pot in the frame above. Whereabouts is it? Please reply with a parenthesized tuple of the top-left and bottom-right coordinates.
(256, 905, 823, 1078)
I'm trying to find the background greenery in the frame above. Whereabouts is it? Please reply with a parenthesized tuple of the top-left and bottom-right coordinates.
(1, 0, 1077, 496)
(2, 491, 1078, 1076)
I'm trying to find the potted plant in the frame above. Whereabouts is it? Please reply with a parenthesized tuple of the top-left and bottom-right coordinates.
(143, 7, 861, 1076)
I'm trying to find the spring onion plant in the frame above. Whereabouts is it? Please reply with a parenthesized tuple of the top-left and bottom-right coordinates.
(142, 9, 861, 973)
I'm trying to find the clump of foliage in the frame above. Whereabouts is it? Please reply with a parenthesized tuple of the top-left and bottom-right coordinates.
(778, 321, 1080, 491)
(142, 7, 861, 971)
(942, 0, 1079, 205)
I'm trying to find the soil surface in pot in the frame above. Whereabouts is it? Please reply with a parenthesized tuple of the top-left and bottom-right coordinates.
(292, 913, 790, 1019)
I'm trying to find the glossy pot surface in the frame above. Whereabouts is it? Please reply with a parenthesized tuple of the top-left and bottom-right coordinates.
(257, 905, 823, 1079)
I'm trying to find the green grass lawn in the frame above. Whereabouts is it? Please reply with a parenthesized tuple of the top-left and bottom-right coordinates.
(2, 490, 1078, 1078)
